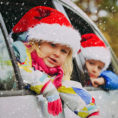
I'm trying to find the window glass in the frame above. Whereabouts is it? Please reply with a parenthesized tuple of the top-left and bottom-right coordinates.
(0, 27, 16, 90)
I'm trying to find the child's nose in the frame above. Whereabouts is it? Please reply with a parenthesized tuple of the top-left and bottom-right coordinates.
(53, 48, 61, 57)
(93, 66, 98, 73)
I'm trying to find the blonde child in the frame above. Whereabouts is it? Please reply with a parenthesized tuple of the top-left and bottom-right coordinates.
(11, 6, 99, 118)
(78, 33, 118, 90)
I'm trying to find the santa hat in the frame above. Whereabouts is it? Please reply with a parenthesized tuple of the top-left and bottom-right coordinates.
(12, 6, 81, 56)
(78, 33, 111, 71)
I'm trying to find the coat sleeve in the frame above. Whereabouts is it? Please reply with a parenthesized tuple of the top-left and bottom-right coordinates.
(58, 80, 99, 118)
(100, 70, 118, 90)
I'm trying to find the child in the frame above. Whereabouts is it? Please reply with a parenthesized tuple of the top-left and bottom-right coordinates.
(78, 33, 118, 90)
(11, 6, 99, 118)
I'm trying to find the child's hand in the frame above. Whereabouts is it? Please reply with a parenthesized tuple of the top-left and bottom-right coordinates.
(77, 103, 99, 118)
(90, 77, 105, 88)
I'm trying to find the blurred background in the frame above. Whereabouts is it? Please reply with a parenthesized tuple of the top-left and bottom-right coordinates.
(72, 0, 118, 58)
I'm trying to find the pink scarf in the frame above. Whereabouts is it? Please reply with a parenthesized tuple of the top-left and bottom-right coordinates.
(31, 51, 63, 88)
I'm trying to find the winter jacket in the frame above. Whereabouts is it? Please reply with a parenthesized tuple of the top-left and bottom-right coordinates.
(12, 40, 99, 118)
(100, 71, 118, 90)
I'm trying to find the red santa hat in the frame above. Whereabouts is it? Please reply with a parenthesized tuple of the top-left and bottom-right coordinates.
(12, 6, 81, 56)
(78, 33, 111, 71)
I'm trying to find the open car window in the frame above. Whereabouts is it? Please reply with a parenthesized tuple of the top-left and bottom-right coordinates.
(58, 3, 118, 87)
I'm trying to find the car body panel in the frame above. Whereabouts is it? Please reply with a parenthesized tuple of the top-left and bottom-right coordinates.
(90, 89, 118, 118)
(0, 95, 41, 118)
(0, 90, 118, 118)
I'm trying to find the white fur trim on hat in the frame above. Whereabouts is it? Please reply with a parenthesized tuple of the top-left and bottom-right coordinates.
(82, 46, 111, 70)
(27, 23, 81, 56)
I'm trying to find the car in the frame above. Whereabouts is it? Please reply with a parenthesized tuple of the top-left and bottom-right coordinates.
(0, 0, 118, 118)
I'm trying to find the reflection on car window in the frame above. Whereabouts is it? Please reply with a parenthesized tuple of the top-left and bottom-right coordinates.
(0, 27, 16, 90)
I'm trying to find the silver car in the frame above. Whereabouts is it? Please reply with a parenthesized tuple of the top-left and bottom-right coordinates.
(0, 0, 118, 118)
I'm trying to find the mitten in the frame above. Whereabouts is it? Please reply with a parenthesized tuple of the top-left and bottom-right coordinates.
(28, 72, 62, 116)
(75, 102, 99, 118)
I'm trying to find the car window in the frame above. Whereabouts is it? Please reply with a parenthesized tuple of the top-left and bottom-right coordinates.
(59, 4, 118, 88)
(0, 23, 16, 90)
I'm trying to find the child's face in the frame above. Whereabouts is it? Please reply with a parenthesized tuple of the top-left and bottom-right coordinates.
(85, 59, 105, 78)
(39, 42, 71, 67)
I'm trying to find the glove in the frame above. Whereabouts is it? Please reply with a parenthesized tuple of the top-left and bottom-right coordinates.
(75, 102, 99, 118)
(28, 72, 62, 116)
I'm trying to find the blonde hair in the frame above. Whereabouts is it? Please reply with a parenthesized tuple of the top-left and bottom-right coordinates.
(26, 40, 73, 81)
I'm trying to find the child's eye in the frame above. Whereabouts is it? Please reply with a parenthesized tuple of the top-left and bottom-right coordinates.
(61, 49, 68, 53)
(50, 43, 56, 47)
(89, 62, 94, 65)
(98, 66, 103, 70)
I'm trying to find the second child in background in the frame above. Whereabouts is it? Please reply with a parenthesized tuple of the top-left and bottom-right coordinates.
(78, 33, 118, 90)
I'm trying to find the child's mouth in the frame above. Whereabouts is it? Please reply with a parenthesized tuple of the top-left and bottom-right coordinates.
(89, 74, 96, 78)
(48, 57, 57, 63)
